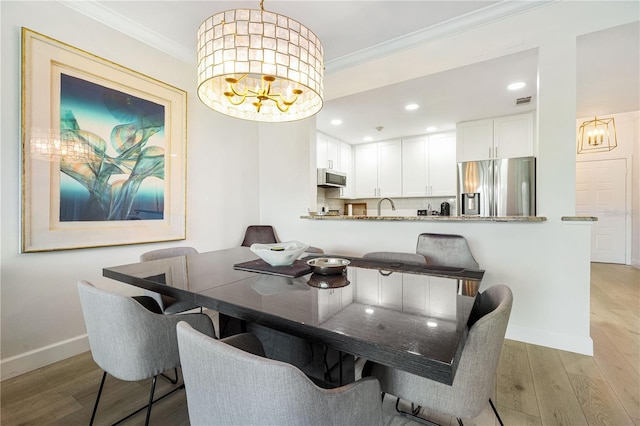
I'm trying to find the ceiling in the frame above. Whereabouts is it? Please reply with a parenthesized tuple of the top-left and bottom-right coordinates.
(79, 1, 639, 144)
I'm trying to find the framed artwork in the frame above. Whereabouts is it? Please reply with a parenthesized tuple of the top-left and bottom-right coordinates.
(21, 28, 187, 252)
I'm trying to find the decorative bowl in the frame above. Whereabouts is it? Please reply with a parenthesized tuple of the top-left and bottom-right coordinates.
(250, 241, 310, 267)
(307, 273, 350, 289)
(306, 257, 350, 275)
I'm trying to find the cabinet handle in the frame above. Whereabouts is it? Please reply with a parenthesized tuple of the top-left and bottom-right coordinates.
(495, 147, 498, 158)
(489, 147, 492, 158)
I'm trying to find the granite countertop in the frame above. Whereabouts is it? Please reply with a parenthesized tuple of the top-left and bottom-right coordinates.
(561, 216, 598, 221)
(301, 215, 547, 222)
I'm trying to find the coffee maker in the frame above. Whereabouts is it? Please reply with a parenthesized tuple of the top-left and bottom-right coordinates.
(440, 202, 450, 216)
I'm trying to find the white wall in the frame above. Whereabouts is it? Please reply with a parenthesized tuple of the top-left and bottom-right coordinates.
(259, 2, 640, 357)
(1, 1, 261, 379)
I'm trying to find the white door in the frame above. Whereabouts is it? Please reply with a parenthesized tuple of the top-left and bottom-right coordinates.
(576, 159, 627, 264)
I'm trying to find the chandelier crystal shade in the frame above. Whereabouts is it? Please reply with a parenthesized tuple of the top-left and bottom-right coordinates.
(197, 6, 324, 122)
(577, 116, 618, 154)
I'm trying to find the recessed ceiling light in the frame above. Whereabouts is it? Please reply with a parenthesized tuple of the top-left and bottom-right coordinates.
(330, 119, 342, 125)
(405, 103, 419, 111)
(363, 136, 373, 142)
(508, 82, 526, 91)
(426, 126, 437, 132)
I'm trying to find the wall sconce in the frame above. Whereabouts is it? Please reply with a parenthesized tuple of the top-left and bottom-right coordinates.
(577, 116, 618, 154)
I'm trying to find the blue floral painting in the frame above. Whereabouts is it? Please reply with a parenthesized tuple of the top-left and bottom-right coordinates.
(59, 74, 165, 221)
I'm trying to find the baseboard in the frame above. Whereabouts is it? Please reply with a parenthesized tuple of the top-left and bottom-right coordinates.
(1, 334, 90, 381)
(631, 258, 640, 269)
(505, 324, 593, 356)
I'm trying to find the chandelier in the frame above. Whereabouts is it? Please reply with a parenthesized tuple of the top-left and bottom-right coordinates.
(197, 1, 324, 122)
(577, 116, 618, 154)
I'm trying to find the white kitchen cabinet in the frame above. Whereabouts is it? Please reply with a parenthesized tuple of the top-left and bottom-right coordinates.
(493, 113, 534, 159)
(316, 132, 340, 170)
(338, 141, 353, 198)
(456, 119, 493, 163)
(456, 112, 534, 162)
(354, 140, 402, 198)
(402, 132, 457, 197)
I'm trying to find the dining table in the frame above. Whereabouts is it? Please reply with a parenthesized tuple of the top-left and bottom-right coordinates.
(103, 247, 484, 386)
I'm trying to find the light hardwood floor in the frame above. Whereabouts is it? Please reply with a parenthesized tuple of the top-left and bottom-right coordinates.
(1, 263, 638, 425)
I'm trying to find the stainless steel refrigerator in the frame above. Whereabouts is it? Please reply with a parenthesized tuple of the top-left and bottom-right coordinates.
(458, 157, 536, 216)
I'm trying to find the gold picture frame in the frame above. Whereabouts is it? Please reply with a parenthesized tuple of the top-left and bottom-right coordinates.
(21, 28, 187, 252)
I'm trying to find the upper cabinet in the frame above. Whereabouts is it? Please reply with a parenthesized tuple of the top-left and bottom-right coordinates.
(402, 132, 457, 197)
(354, 140, 402, 198)
(457, 112, 534, 162)
(493, 113, 535, 159)
(338, 142, 353, 199)
(317, 132, 353, 198)
(317, 132, 340, 170)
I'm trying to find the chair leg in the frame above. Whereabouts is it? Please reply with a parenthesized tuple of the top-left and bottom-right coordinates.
(144, 376, 158, 426)
(160, 368, 179, 384)
(489, 398, 504, 426)
(394, 397, 439, 426)
(89, 371, 107, 426)
(111, 376, 184, 426)
(456, 399, 501, 426)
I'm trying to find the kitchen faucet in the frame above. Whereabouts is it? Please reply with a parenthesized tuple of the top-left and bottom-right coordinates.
(377, 197, 396, 216)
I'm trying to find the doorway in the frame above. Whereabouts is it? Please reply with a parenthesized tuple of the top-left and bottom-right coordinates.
(576, 158, 627, 264)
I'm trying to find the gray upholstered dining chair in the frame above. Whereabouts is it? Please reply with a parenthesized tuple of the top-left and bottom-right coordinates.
(363, 251, 428, 265)
(241, 225, 278, 246)
(365, 284, 512, 425)
(176, 321, 384, 426)
(241, 225, 325, 253)
(140, 246, 201, 314)
(415, 233, 480, 269)
(77, 280, 215, 426)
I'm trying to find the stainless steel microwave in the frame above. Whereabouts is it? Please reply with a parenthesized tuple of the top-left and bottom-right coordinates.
(317, 168, 347, 188)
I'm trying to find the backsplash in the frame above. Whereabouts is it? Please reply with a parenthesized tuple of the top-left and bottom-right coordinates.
(316, 188, 457, 216)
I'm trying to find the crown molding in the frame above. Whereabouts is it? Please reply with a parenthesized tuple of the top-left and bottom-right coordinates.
(58, 0, 554, 70)
(57, 0, 195, 64)
(325, 1, 555, 73)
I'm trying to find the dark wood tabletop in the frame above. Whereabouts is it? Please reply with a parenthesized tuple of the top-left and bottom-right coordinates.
(103, 247, 484, 385)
